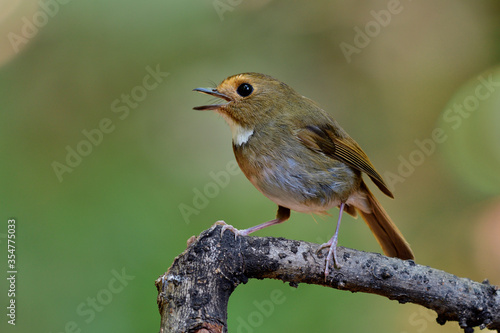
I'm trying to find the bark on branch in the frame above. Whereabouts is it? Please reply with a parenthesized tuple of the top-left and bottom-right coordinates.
(155, 224, 500, 333)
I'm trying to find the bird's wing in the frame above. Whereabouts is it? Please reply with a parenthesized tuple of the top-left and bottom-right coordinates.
(296, 124, 394, 198)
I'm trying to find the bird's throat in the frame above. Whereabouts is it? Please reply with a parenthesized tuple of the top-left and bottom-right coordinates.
(220, 113, 254, 146)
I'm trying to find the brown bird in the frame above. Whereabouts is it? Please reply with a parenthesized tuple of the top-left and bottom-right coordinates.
(193, 72, 414, 277)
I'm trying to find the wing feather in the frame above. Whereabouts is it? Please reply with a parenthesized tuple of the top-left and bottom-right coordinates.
(296, 124, 394, 198)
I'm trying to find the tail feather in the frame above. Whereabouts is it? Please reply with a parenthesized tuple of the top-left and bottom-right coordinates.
(358, 182, 414, 260)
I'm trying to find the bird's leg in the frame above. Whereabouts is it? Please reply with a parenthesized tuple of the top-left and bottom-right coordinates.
(317, 202, 345, 278)
(217, 206, 290, 238)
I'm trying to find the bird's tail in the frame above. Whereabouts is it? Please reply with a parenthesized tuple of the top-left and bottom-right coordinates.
(357, 182, 414, 260)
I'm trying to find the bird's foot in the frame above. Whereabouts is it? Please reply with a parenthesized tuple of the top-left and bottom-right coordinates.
(317, 240, 341, 278)
(214, 220, 250, 238)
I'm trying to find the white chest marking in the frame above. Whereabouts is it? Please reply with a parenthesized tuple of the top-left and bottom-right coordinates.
(232, 125, 254, 146)
(221, 114, 254, 146)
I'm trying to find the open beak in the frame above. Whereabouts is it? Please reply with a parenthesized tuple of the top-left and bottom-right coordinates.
(193, 88, 232, 110)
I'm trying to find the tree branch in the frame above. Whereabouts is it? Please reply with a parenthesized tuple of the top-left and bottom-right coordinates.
(155, 224, 500, 333)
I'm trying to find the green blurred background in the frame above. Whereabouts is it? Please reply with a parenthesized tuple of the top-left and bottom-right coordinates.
(1, 0, 500, 332)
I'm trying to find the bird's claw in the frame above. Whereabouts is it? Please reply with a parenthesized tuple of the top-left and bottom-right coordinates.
(316, 242, 331, 256)
(317, 242, 341, 279)
(214, 220, 246, 239)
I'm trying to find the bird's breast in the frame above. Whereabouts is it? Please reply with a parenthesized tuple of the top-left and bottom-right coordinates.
(233, 131, 362, 213)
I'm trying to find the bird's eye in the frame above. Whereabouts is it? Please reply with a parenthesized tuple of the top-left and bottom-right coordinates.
(236, 83, 253, 97)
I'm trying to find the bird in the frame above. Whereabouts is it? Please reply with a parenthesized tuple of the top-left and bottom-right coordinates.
(193, 72, 414, 277)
